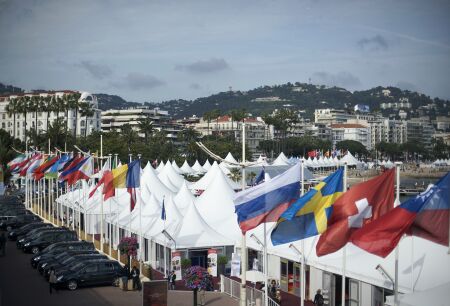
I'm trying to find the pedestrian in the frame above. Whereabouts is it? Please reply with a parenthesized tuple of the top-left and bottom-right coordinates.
(314, 289, 324, 306)
(49, 268, 58, 294)
(131, 266, 141, 291)
(170, 270, 176, 290)
(0, 232, 6, 256)
(269, 280, 277, 298)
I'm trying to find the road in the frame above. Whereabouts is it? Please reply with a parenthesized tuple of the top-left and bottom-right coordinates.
(0, 231, 142, 306)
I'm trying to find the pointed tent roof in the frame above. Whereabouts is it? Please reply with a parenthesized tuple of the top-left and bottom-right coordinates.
(141, 164, 175, 202)
(190, 161, 240, 191)
(180, 160, 195, 174)
(202, 159, 212, 171)
(171, 160, 183, 174)
(156, 161, 165, 174)
(131, 193, 162, 232)
(191, 160, 206, 173)
(224, 152, 238, 164)
(173, 180, 196, 215)
(219, 162, 231, 175)
(340, 151, 360, 166)
(272, 152, 290, 166)
(158, 161, 185, 189)
(172, 200, 235, 248)
(194, 171, 241, 242)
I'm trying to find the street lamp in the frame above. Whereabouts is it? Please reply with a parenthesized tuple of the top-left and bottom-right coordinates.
(375, 264, 394, 289)
(161, 229, 177, 250)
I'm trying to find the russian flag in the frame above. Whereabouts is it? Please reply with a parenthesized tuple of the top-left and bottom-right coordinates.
(234, 163, 300, 234)
(351, 171, 450, 257)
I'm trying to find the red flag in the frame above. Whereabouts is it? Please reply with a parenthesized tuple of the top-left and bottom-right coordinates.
(33, 156, 58, 181)
(89, 170, 115, 201)
(316, 168, 395, 256)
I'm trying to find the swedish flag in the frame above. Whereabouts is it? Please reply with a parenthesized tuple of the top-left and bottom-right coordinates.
(271, 168, 344, 245)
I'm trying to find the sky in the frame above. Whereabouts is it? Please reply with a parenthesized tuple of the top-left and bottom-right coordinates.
(0, 0, 449, 102)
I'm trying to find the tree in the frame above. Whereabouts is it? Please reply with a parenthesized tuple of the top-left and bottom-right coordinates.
(230, 108, 246, 130)
(228, 167, 242, 182)
(120, 124, 138, 155)
(137, 117, 154, 144)
(66, 93, 82, 138)
(16, 96, 30, 144)
(336, 140, 368, 157)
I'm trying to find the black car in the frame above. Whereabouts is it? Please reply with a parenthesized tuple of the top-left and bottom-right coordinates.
(16, 227, 65, 249)
(32, 241, 95, 268)
(55, 259, 127, 290)
(22, 230, 78, 254)
(38, 249, 99, 275)
(43, 254, 107, 278)
(8, 222, 52, 241)
(0, 214, 41, 231)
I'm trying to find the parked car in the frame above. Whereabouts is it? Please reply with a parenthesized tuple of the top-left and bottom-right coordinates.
(16, 227, 66, 249)
(42, 254, 107, 278)
(0, 214, 41, 231)
(38, 250, 99, 274)
(55, 259, 127, 290)
(22, 230, 78, 254)
(8, 222, 51, 241)
(32, 241, 95, 268)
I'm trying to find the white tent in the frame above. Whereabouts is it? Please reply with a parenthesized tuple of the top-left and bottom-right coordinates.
(219, 162, 231, 175)
(272, 152, 290, 166)
(339, 151, 360, 166)
(158, 161, 185, 189)
(202, 160, 212, 171)
(156, 161, 165, 174)
(190, 161, 241, 191)
(387, 282, 450, 306)
(224, 152, 239, 165)
(173, 180, 196, 215)
(194, 170, 241, 242)
(180, 160, 195, 175)
(171, 160, 183, 174)
(141, 163, 175, 202)
(256, 155, 269, 166)
(191, 160, 206, 173)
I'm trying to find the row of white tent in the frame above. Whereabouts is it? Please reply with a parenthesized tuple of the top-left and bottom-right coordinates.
(432, 159, 450, 167)
(54, 159, 449, 296)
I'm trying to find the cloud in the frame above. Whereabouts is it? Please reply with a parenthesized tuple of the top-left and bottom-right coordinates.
(76, 61, 113, 80)
(189, 83, 201, 90)
(312, 71, 361, 88)
(175, 58, 229, 74)
(357, 35, 389, 51)
(396, 81, 417, 92)
(110, 72, 165, 90)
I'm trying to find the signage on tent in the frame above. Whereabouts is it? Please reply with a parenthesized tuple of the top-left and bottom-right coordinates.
(171, 251, 182, 280)
(230, 252, 241, 277)
(207, 249, 217, 277)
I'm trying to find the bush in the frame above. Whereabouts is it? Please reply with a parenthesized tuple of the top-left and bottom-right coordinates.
(217, 255, 228, 265)
(181, 258, 192, 269)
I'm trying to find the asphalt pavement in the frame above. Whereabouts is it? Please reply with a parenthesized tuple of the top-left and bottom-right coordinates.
(0, 231, 142, 306)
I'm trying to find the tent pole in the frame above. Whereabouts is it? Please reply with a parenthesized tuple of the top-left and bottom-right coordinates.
(394, 162, 401, 306)
(300, 160, 305, 306)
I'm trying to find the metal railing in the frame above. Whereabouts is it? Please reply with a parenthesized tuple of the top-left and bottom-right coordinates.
(220, 275, 280, 306)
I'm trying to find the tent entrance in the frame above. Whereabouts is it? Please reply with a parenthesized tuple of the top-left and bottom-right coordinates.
(189, 249, 208, 268)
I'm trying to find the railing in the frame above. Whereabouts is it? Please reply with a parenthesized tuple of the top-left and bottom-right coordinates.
(220, 275, 280, 306)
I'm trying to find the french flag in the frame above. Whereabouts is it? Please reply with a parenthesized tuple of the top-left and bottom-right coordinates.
(351, 171, 449, 257)
(234, 163, 300, 234)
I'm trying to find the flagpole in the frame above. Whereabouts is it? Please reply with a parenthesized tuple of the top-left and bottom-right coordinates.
(342, 162, 348, 306)
(300, 160, 305, 306)
(394, 162, 401, 306)
(115, 154, 121, 264)
(138, 153, 143, 276)
(100, 134, 104, 253)
(108, 154, 112, 257)
(240, 122, 247, 306)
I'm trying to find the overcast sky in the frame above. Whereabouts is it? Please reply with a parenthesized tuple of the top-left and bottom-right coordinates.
(1, 0, 449, 102)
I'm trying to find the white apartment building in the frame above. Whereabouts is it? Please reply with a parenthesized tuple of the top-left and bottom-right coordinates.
(365, 118, 407, 149)
(0, 91, 101, 141)
(330, 123, 371, 150)
(101, 107, 172, 137)
(192, 115, 267, 153)
(314, 108, 375, 125)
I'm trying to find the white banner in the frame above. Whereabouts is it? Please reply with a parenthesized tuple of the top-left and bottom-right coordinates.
(230, 252, 241, 277)
(171, 251, 182, 280)
(207, 249, 218, 277)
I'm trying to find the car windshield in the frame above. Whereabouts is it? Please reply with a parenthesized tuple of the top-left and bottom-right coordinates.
(55, 252, 69, 260)
(69, 262, 85, 271)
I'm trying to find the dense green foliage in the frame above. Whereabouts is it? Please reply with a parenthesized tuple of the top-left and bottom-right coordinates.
(336, 140, 368, 157)
(258, 136, 332, 157)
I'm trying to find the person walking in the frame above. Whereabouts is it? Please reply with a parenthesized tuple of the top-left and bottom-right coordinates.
(314, 289, 324, 306)
(0, 232, 6, 256)
(49, 268, 58, 294)
(131, 266, 141, 291)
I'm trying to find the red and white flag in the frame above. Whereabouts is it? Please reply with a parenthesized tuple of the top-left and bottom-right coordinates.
(316, 168, 395, 256)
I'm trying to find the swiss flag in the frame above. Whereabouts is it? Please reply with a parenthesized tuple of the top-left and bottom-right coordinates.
(316, 168, 395, 256)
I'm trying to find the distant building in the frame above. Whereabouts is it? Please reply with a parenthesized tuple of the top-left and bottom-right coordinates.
(406, 117, 435, 149)
(101, 107, 174, 137)
(0, 91, 101, 141)
(354, 104, 370, 113)
(314, 108, 374, 125)
(330, 123, 371, 150)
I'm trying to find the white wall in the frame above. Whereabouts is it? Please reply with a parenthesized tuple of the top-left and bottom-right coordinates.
(309, 266, 323, 300)
(268, 254, 280, 280)
(361, 281, 372, 306)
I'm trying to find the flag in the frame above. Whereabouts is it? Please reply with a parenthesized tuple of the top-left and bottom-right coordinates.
(89, 162, 115, 201)
(33, 156, 58, 181)
(7, 154, 26, 171)
(161, 198, 166, 220)
(271, 168, 344, 246)
(45, 154, 70, 179)
(126, 159, 141, 211)
(234, 163, 301, 234)
(60, 156, 90, 185)
(21, 154, 43, 177)
(254, 167, 265, 185)
(18, 154, 40, 176)
(316, 168, 395, 256)
(351, 172, 449, 257)
(112, 164, 128, 188)
(11, 155, 31, 173)
(59, 155, 85, 180)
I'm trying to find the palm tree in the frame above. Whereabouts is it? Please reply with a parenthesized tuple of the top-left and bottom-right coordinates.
(66, 93, 81, 138)
(120, 123, 138, 154)
(79, 101, 94, 138)
(43, 95, 54, 133)
(29, 96, 42, 133)
(137, 117, 154, 144)
(231, 108, 246, 130)
(5, 98, 18, 139)
(228, 168, 242, 182)
(16, 96, 30, 143)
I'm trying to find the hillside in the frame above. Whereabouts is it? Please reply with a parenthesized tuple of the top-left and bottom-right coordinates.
(0, 83, 24, 96)
(95, 93, 142, 110)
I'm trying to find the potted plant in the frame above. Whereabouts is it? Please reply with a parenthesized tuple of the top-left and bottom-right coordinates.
(217, 255, 228, 276)
(118, 236, 139, 275)
(181, 258, 192, 278)
(184, 266, 213, 306)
